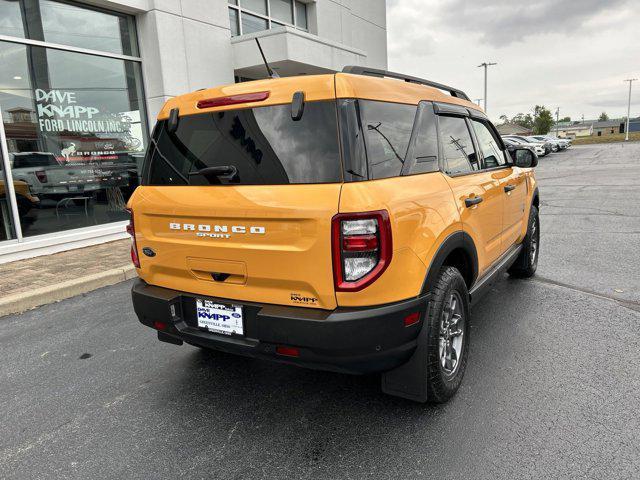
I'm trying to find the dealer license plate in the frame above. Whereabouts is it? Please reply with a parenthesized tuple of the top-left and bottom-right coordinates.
(195, 299, 244, 336)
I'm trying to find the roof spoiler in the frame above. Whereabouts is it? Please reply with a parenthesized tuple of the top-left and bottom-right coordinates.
(341, 66, 470, 101)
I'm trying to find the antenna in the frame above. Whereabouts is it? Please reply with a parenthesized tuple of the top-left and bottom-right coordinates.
(255, 38, 279, 79)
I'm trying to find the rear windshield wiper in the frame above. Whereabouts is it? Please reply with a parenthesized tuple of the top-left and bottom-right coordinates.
(189, 165, 239, 183)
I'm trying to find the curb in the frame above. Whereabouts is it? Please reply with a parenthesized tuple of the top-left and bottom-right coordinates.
(0, 265, 137, 318)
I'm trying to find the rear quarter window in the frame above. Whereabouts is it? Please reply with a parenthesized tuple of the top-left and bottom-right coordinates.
(359, 100, 417, 180)
(145, 100, 342, 186)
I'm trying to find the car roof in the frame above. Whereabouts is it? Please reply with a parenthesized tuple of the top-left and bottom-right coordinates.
(157, 73, 483, 120)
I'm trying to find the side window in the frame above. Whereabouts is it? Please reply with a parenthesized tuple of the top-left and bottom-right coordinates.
(360, 100, 417, 180)
(408, 105, 439, 175)
(471, 120, 506, 169)
(438, 116, 478, 175)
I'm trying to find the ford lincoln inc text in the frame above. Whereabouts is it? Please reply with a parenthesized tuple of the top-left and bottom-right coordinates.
(127, 67, 540, 403)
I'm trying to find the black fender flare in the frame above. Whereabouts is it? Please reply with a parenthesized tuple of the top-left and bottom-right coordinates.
(420, 231, 479, 294)
(531, 187, 540, 209)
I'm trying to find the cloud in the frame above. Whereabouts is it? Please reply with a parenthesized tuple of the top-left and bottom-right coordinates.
(386, 0, 640, 121)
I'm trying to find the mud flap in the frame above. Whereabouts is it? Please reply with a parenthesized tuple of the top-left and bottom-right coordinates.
(381, 304, 431, 403)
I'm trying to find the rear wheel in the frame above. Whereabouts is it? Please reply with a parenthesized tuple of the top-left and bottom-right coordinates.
(508, 205, 539, 278)
(424, 266, 470, 403)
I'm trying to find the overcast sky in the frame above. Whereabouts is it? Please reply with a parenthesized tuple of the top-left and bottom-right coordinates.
(386, 0, 640, 123)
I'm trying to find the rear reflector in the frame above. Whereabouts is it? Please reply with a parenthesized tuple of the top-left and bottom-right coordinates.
(403, 312, 420, 327)
(153, 321, 167, 331)
(197, 91, 270, 109)
(275, 346, 300, 357)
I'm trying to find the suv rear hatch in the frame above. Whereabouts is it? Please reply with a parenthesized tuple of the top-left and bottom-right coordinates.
(130, 92, 343, 309)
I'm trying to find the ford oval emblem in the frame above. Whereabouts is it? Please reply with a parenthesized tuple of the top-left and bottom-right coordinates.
(142, 247, 156, 257)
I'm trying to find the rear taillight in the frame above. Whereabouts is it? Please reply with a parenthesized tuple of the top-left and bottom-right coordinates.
(332, 210, 392, 292)
(126, 208, 140, 268)
(35, 170, 47, 183)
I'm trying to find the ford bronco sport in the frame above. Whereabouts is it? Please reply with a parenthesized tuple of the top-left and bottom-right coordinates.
(128, 67, 540, 403)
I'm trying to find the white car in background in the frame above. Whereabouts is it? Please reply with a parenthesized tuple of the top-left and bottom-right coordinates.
(502, 137, 546, 157)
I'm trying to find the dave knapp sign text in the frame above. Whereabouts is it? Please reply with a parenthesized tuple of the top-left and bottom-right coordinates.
(35, 89, 126, 134)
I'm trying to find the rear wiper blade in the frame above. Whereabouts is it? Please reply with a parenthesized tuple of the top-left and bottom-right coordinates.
(189, 165, 239, 182)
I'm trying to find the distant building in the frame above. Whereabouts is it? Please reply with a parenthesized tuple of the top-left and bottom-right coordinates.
(593, 120, 624, 137)
(555, 123, 593, 139)
(496, 123, 533, 136)
(624, 117, 640, 133)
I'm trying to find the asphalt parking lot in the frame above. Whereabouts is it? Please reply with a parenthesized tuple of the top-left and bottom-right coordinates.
(1, 142, 639, 479)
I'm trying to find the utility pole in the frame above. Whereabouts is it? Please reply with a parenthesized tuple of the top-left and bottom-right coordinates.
(477, 62, 497, 113)
(624, 78, 637, 141)
(475, 98, 483, 107)
(555, 107, 560, 137)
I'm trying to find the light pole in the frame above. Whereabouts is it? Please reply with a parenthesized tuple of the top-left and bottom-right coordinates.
(555, 107, 560, 137)
(477, 62, 497, 113)
(624, 78, 637, 141)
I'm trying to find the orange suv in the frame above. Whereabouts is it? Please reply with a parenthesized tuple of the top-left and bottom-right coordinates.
(128, 67, 540, 403)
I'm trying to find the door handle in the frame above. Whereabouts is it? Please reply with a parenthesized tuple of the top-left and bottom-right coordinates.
(465, 196, 483, 207)
(504, 184, 516, 193)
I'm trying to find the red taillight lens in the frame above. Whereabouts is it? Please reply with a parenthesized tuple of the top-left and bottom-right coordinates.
(275, 346, 300, 357)
(35, 170, 47, 183)
(196, 91, 270, 109)
(126, 208, 140, 268)
(331, 210, 392, 292)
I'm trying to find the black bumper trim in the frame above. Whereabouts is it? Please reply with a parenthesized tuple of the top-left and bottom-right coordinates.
(131, 279, 429, 374)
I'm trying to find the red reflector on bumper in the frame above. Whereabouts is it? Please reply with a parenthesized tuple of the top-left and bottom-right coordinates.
(153, 321, 167, 331)
(276, 346, 300, 357)
(403, 312, 420, 327)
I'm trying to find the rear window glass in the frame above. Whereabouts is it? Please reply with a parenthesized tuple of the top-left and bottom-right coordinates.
(359, 100, 417, 180)
(145, 101, 342, 186)
(12, 153, 59, 168)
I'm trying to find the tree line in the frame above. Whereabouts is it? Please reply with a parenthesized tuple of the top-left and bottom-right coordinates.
(500, 107, 611, 134)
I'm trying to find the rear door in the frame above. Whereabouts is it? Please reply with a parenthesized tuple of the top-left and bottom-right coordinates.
(130, 100, 343, 310)
(438, 113, 504, 275)
(469, 118, 527, 251)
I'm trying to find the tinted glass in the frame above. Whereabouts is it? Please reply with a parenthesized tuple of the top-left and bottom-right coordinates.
(0, 150, 17, 241)
(271, 0, 293, 23)
(471, 120, 506, 168)
(39, 1, 137, 55)
(438, 116, 477, 174)
(295, 1, 308, 29)
(360, 100, 417, 180)
(242, 0, 267, 14)
(0, 41, 147, 238)
(146, 101, 342, 186)
(229, 8, 240, 36)
(338, 99, 368, 181)
(409, 104, 439, 174)
(0, 0, 25, 38)
(242, 12, 268, 34)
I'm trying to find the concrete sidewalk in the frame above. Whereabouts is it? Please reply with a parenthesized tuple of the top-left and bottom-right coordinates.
(0, 240, 135, 317)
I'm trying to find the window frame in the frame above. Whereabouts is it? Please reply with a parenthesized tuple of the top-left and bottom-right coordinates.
(468, 117, 511, 171)
(229, 0, 309, 37)
(434, 103, 512, 177)
(435, 113, 479, 177)
(0, 0, 146, 244)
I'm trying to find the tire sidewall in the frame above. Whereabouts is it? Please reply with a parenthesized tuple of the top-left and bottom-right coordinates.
(425, 267, 470, 402)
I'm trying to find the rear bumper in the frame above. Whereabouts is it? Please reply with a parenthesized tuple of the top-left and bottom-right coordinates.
(131, 279, 428, 374)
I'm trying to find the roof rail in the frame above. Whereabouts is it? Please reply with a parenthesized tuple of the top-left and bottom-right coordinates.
(341, 66, 470, 101)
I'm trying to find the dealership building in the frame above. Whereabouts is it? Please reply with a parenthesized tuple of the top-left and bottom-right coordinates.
(0, 0, 387, 262)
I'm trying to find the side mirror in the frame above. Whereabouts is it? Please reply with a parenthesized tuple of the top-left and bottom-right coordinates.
(510, 147, 538, 168)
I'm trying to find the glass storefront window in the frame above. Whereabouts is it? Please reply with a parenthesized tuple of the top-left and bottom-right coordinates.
(0, 0, 138, 56)
(0, 151, 18, 241)
(0, 0, 26, 38)
(0, 40, 147, 238)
